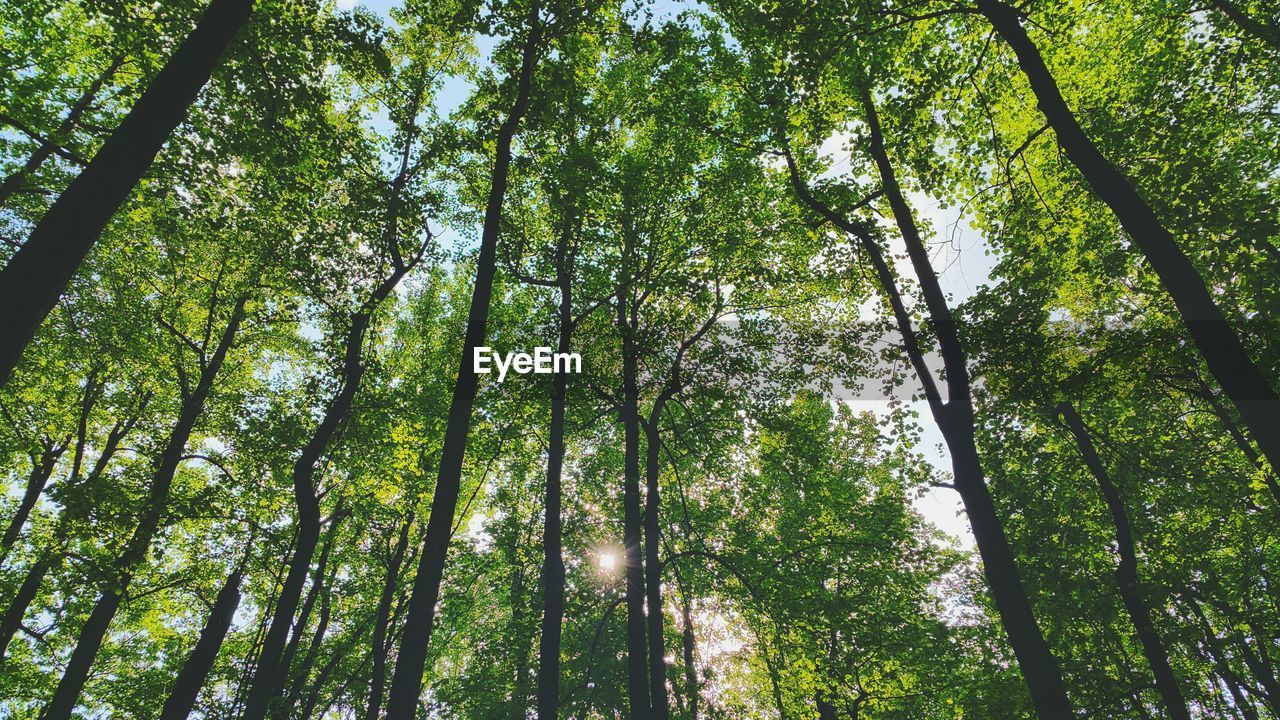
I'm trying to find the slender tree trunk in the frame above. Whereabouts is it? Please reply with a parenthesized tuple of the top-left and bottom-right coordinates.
(865, 88, 1075, 712)
(0, 446, 63, 560)
(364, 514, 413, 720)
(239, 474, 321, 720)
(280, 511, 344, 690)
(618, 283, 652, 720)
(860, 90, 1073, 720)
(242, 275, 402, 720)
(643, 422, 670, 720)
(39, 296, 247, 720)
(1182, 591, 1280, 713)
(536, 248, 572, 720)
(383, 12, 541, 719)
(508, 558, 532, 720)
(1057, 402, 1192, 720)
(976, 0, 1280, 475)
(0, 54, 125, 210)
(675, 571, 699, 720)
(0, 404, 138, 660)
(157, 564, 245, 720)
(1206, 0, 1280, 50)
(0, 554, 53, 660)
(287, 586, 333, 702)
(0, 0, 255, 387)
(297, 623, 370, 720)
(781, 90, 1072, 718)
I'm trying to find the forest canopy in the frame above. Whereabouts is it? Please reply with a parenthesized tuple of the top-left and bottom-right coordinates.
(1, 0, 1278, 718)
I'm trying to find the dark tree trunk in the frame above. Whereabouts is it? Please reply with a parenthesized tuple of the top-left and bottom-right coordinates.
(157, 565, 245, 720)
(1057, 402, 1192, 720)
(643, 422, 670, 720)
(859, 90, 1073, 720)
(976, 0, 1280, 476)
(536, 244, 572, 720)
(39, 295, 246, 720)
(1181, 591, 1280, 713)
(297, 623, 370, 720)
(0, 554, 53, 660)
(1207, 0, 1280, 50)
(780, 89, 1072, 718)
(383, 12, 541, 719)
(0, 403, 138, 660)
(618, 278, 652, 720)
(287, 585, 333, 702)
(280, 512, 344, 693)
(243, 261, 408, 720)
(364, 514, 413, 720)
(0, 54, 125, 210)
(0, 446, 64, 561)
(677, 575, 699, 720)
(238, 451, 323, 720)
(0, 0, 255, 387)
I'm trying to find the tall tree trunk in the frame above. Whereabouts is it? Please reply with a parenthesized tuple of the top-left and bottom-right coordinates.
(0, 554, 53, 660)
(976, 0, 1280, 476)
(675, 569, 699, 720)
(287, 583, 333, 702)
(643, 422, 670, 720)
(0, 402, 139, 660)
(1181, 591, 1280, 713)
(1206, 0, 1280, 50)
(0, 0, 255, 387)
(157, 563, 245, 720)
(383, 12, 541, 719)
(1057, 402, 1192, 720)
(39, 295, 247, 720)
(0, 446, 64, 561)
(859, 90, 1073, 719)
(0, 54, 125, 210)
(536, 245, 572, 720)
(364, 513, 413, 720)
(618, 277, 652, 720)
(780, 89, 1072, 718)
(242, 263, 406, 720)
(279, 510, 344, 692)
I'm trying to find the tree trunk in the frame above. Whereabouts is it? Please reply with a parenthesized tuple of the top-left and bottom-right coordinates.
(643, 421, 670, 720)
(242, 288, 398, 720)
(677, 575, 699, 720)
(383, 12, 541, 719)
(859, 90, 1073, 720)
(618, 275, 652, 720)
(976, 0, 1280, 476)
(286, 584, 333, 702)
(781, 89, 1072, 718)
(0, 446, 63, 561)
(1206, 0, 1280, 50)
(39, 295, 246, 720)
(0, 404, 138, 660)
(157, 564, 245, 720)
(0, 54, 125, 210)
(1057, 402, 1192, 720)
(280, 511, 344, 694)
(0, 554, 53, 661)
(536, 246, 572, 720)
(0, 0, 255, 387)
(364, 514, 413, 720)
